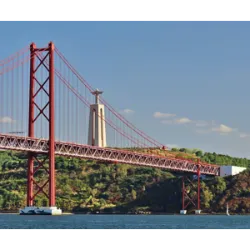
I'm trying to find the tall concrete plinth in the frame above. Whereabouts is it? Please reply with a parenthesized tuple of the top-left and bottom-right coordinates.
(88, 89, 107, 147)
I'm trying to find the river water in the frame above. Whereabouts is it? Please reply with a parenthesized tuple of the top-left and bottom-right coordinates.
(1, 214, 250, 229)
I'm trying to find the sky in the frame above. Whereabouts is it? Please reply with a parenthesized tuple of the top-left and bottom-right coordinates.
(1, 21, 250, 158)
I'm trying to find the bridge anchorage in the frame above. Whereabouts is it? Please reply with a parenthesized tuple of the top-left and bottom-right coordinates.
(0, 41, 220, 215)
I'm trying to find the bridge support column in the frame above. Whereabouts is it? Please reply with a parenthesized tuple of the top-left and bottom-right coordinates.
(21, 42, 61, 215)
(180, 176, 187, 214)
(27, 43, 36, 206)
(49, 42, 56, 207)
(180, 161, 202, 215)
(195, 163, 201, 215)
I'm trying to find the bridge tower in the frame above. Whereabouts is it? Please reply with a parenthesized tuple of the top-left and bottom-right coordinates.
(88, 89, 107, 147)
(180, 161, 201, 215)
(20, 42, 62, 215)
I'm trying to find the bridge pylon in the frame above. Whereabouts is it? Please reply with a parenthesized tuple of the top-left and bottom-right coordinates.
(20, 42, 61, 215)
(180, 160, 201, 215)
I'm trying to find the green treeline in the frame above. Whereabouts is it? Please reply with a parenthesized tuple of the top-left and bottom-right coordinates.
(0, 149, 250, 214)
(172, 147, 250, 167)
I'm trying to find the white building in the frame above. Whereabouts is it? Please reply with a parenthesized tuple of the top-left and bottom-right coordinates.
(219, 165, 246, 177)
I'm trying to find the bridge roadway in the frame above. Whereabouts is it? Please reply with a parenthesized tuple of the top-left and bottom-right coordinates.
(0, 134, 219, 176)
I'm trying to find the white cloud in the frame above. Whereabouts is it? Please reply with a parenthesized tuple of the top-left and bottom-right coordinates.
(175, 117, 192, 124)
(157, 112, 238, 137)
(153, 112, 176, 119)
(0, 116, 15, 123)
(240, 133, 250, 138)
(196, 124, 241, 136)
(121, 109, 135, 115)
(161, 117, 192, 125)
(212, 124, 235, 134)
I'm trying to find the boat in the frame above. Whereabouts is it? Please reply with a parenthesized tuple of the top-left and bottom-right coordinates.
(226, 203, 230, 216)
(19, 206, 62, 215)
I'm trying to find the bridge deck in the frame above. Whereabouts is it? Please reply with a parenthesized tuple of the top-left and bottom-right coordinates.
(0, 134, 219, 175)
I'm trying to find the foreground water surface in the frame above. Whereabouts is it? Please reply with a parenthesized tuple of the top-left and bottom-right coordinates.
(0, 214, 250, 229)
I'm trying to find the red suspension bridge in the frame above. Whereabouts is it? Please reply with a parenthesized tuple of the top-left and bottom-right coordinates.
(0, 42, 219, 214)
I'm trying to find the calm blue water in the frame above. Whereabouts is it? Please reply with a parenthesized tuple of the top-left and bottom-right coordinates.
(1, 214, 250, 229)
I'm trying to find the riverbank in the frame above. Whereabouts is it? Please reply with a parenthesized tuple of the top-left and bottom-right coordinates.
(0, 210, 250, 216)
(0, 208, 245, 215)
(0, 212, 248, 215)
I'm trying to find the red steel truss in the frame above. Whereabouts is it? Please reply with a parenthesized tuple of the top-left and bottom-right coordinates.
(0, 134, 219, 176)
(182, 164, 201, 211)
(27, 42, 55, 207)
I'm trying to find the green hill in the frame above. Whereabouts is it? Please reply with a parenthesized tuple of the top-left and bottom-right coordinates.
(0, 148, 249, 214)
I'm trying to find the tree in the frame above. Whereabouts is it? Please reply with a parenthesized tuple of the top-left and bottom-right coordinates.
(211, 177, 226, 195)
(131, 189, 137, 200)
(202, 189, 213, 208)
(195, 150, 203, 157)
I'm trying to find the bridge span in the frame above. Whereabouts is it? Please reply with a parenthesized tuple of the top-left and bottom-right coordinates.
(0, 133, 219, 175)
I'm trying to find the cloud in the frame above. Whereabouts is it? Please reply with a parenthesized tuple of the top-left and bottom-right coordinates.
(153, 112, 176, 119)
(0, 116, 15, 123)
(240, 133, 250, 138)
(161, 116, 211, 128)
(157, 112, 239, 137)
(211, 124, 235, 134)
(175, 117, 192, 124)
(161, 117, 192, 125)
(121, 109, 135, 115)
(196, 124, 241, 136)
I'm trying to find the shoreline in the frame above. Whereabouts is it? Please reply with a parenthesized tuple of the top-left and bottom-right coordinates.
(0, 211, 247, 215)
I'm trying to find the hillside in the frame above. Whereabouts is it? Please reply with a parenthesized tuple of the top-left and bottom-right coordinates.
(126, 147, 250, 167)
(122, 147, 199, 160)
(0, 148, 250, 214)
